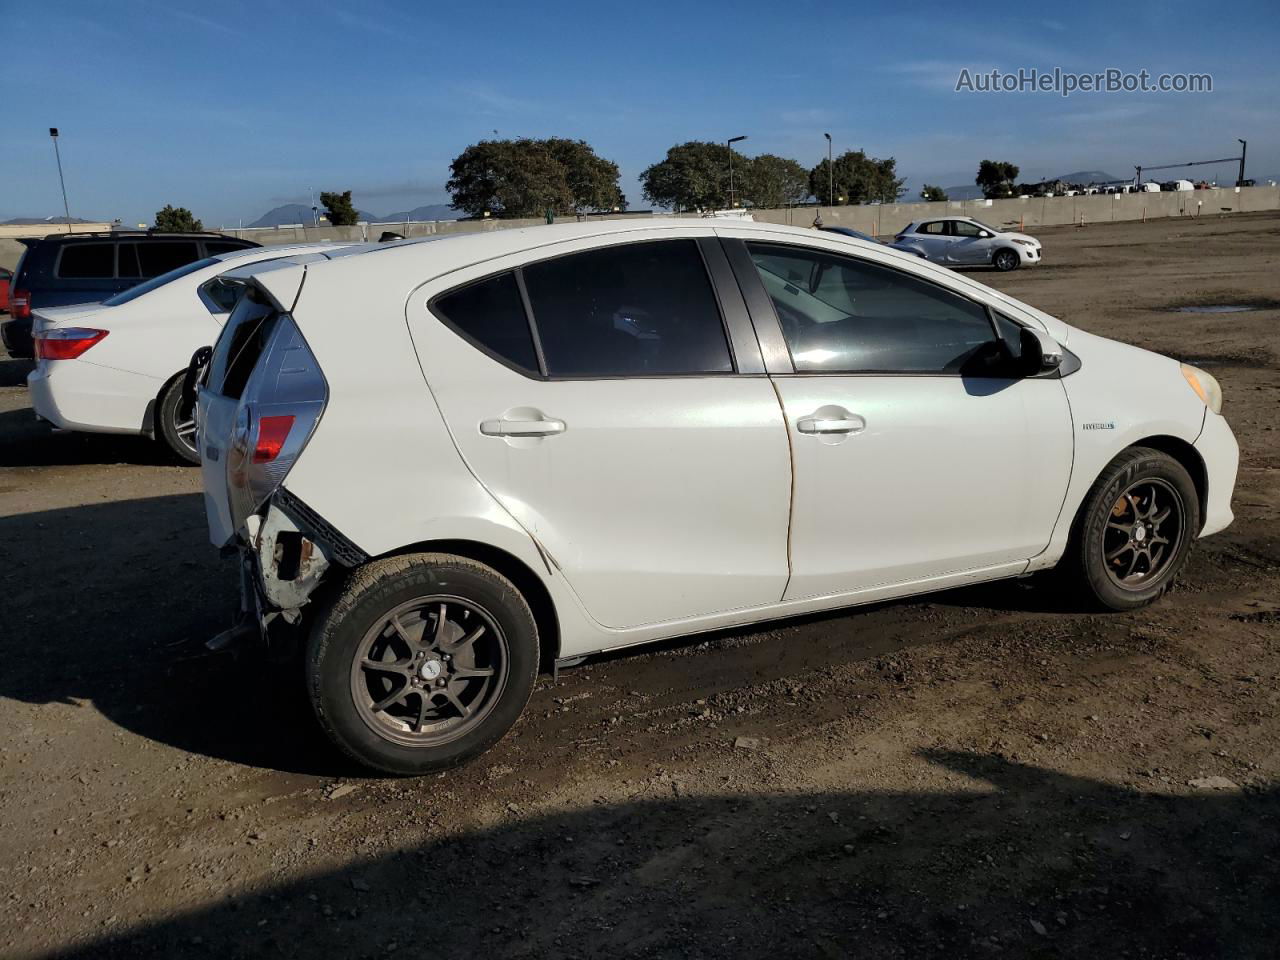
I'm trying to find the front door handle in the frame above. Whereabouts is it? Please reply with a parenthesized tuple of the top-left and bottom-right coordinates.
(797, 414, 865, 435)
(480, 416, 566, 437)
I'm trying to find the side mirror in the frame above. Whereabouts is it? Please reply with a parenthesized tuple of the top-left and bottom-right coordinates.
(1019, 327, 1062, 373)
(977, 230, 992, 238)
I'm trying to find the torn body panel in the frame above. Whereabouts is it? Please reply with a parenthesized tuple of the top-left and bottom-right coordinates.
(248, 499, 333, 617)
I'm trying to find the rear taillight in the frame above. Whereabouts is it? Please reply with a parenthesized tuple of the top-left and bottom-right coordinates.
(35, 327, 108, 360)
(10, 288, 31, 319)
(253, 415, 295, 463)
(222, 314, 327, 529)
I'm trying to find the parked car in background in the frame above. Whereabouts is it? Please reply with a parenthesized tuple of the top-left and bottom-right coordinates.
(1, 230, 258, 358)
(0, 267, 10, 314)
(819, 225, 928, 258)
(28, 243, 350, 462)
(1138, 182, 1162, 192)
(194, 219, 1236, 774)
(894, 217, 1042, 271)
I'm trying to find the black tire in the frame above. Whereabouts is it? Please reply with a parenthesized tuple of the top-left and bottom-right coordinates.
(155, 374, 200, 464)
(307, 553, 539, 775)
(993, 248, 1020, 271)
(1063, 447, 1200, 611)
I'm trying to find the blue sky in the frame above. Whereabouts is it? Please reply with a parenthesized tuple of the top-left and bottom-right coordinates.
(3, 0, 1276, 226)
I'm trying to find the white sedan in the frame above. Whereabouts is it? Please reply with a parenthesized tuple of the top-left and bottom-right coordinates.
(895, 216, 1042, 271)
(195, 219, 1236, 774)
(27, 243, 354, 462)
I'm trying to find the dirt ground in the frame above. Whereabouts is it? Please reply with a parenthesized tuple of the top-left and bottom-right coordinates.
(1, 212, 1278, 960)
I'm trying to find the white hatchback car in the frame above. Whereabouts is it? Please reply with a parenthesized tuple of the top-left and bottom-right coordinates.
(195, 220, 1236, 774)
(27, 243, 353, 462)
(895, 216, 1041, 271)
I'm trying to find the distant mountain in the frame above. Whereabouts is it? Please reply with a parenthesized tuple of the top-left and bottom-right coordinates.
(375, 204, 460, 223)
(3, 215, 101, 225)
(247, 203, 378, 228)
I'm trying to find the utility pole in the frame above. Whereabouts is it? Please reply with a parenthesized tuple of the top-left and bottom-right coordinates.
(727, 135, 747, 208)
(823, 133, 834, 209)
(48, 128, 72, 234)
(1238, 139, 1247, 185)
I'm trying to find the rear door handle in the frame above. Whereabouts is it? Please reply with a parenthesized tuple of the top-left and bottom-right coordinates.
(797, 415, 865, 435)
(480, 417, 566, 437)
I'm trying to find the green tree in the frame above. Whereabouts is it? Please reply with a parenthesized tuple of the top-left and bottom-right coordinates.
(640, 141, 734, 212)
(154, 204, 202, 232)
(447, 138, 625, 218)
(975, 160, 1020, 199)
(320, 190, 359, 225)
(808, 150, 905, 205)
(743, 154, 810, 209)
(920, 184, 948, 202)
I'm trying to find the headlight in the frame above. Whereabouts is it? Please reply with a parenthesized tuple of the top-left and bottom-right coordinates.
(1181, 363, 1223, 414)
(1011, 238, 1035, 247)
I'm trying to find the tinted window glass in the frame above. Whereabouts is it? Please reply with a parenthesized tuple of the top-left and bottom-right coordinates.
(57, 243, 115, 279)
(202, 277, 244, 313)
(117, 243, 142, 278)
(433, 272, 538, 374)
(103, 258, 216, 306)
(204, 241, 246, 256)
(747, 242, 1001, 375)
(918, 221, 947, 235)
(522, 240, 731, 377)
(137, 241, 200, 277)
(951, 220, 982, 237)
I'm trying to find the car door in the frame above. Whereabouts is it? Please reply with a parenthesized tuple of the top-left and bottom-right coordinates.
(407, 232, 792, 630)
(947, 219, 990, 264)
(912, 220, 956, 262)
(728, 234, 1073, 600)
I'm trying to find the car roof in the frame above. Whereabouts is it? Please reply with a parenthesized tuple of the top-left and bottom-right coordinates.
(211, 242, 353, 264)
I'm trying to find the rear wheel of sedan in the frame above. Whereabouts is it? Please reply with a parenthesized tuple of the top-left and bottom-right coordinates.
(993, 248, 1020, 271)
(306, 553, 539, 775)
(1066, 447, 1200, 611)
(156, 375, 200, 464)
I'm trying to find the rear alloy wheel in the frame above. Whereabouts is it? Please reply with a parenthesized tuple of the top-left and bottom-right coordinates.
(307, 554, 539, 774)
(156, 375, 200, 464)
(993, 248, 1020, 272)
(1067, 447, 1200, 610)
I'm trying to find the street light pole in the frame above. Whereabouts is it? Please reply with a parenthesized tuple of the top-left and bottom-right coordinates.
(1238, 139, 1248, 186)
(48, 128, 72, 232)
(727, 135, 747, 208)
(823, 133, 833, 210)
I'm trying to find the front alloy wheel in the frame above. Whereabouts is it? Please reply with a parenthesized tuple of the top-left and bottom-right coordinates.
(1067, 447, 1200, 610)
(993, 248, 1020, 271)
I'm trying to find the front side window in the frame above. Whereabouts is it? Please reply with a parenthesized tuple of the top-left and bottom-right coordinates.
(950, 220, 983, 237)
(56, 243, 114, 279)
(522, 240, 732, 377)
(747, 242, 1003, 375)
(433, 271, 539, 375)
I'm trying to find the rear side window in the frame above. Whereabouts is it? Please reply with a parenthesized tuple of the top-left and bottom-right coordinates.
(433, 272, 539, 375)
(522, 240, 731, 377)
(56, 243, 115, 279)
(137, 241, 200, 277)
(747, 242, 1001, 375)
(103, 258, 216, 306)
(918, 221, 947, 235)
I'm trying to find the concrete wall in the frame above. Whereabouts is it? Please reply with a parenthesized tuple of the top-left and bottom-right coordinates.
(2, 187, 1277, 271)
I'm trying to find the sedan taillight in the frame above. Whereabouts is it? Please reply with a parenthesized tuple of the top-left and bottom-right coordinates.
(35, 327, 108, 360)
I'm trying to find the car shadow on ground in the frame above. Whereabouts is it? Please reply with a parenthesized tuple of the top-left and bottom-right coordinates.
(0, 494, 1114, 779)
(0, 356, 34, 387)
(48, 750, 1280, 959)
(0, 407, 178, 467)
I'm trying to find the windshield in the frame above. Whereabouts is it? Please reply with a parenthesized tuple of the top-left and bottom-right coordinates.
(103, 257, 217, 306)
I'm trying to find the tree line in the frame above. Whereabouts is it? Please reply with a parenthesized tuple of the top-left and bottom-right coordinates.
(155, 142, 1044, 228)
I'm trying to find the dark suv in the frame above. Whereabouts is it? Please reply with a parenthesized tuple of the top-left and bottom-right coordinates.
(1, 230, 259, 358)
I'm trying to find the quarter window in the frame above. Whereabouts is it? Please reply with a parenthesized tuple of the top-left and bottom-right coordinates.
(56, 243, 115, 279)
(747, 242, 1003, 375)
(433, 272, 539, 375)
(522, 240, 732, 377)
